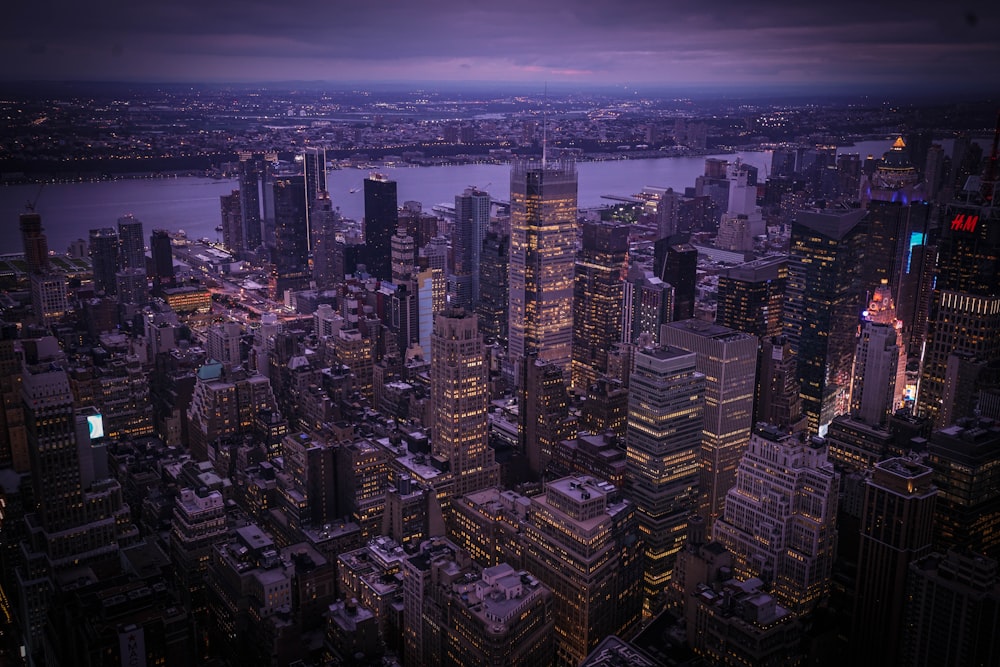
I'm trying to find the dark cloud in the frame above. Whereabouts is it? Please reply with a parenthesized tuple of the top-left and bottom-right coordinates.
(2, 0, 998, 91)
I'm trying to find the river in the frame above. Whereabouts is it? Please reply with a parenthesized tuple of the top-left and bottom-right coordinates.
(1, 140, 905, 255)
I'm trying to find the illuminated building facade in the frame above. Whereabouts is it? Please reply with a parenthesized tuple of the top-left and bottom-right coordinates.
(625, 346, 704, 612)
(712, 426, 839, 614)
(520, 476, 642, 666)
(660, 320, 757, 525)
(784, 207, 867, 435)
(508, 157, 578, 375)
(715, 256, 787, 339)
(918, 201, 1000, 427)
(572, 221, 629, 392)
(852, 457, 936, 666)
(430, 308, 499, 497)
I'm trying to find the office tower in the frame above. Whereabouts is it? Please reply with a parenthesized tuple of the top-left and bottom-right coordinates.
(902, 550, 1000, 667)
(508, 156, 577, 375)
(657, 187, 681, 238)
(918, 200, 1000, 427)
(625, 346, 705, 613)
(415, 267, 445, 357)
(309, 193, 340, 289)
(302, 146, 327, 249)
(571, 221, 628, 391)
(391, 224, 417, 284)
(626, 270, 675, 344)
(713, 426, 839, 614)
(653, 237, 697, 321)
(89, 227, 119, 296)
(220, 189, 243, 254)
(851, 300, 905, 428)
(29, 272, 68, 325)
(785, 207, 867, 435)
(170, 487, 226, 645)
(430, 308, 499, 497)
(477, 229, 508, 347)
(756, 336, 804, 431)
(716, 257, 786, 339)
(452, 187, 490, 310)
(237, 151, 275, 254)
(923, 144, 946, 201)
(927, 417, 1000, 560)
(116, 214, 145, 271)
(520, 476, 642, 666)
(271, 175, 311, 295)
(861, 201, 931, 305)
(521, 355, 574, 478)
(150, 228, 175, 292)
(363, 173, 398, 281)
(20, 211, 49, 274)
(580, 377, 629, 438)
(332, 328, 375, 402)
(116, 268, 148, 306)
(852, 458, 936, 667)
(205, 321, 244, 371)
(661, 320, 757, 525)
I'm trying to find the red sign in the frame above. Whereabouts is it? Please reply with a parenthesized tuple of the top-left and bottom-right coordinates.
(950, 213, 979, 232)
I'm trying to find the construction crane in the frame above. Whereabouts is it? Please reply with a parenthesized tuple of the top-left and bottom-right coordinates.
(25, 182, 45, 212)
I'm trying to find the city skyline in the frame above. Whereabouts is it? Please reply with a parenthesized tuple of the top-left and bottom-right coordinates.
(3, 1, 999, 94)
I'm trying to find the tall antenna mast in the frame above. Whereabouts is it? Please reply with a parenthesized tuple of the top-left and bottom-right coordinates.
(542, 82, 548, 167)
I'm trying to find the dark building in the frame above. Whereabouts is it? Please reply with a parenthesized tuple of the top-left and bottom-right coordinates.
(20, 211, 49, 274)
(452, 187, 490, 310)
(89, 227, 119, 297)
(271, 175, 311, 296)
(654, 236, 697, 321)
(237, 151, 275, 255)
(219, 189, 243, 256)
(117, 214, 145, 271)
(785, 207, 867, 435)
(571, 221, 629, 392)
(852, 457, 936, 667)
(477, 230, 509, 347)
(150, 229, 175, 292)
(363, 174, 398, 282)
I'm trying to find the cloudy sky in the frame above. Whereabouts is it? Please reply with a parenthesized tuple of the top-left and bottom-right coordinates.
(3, 1, 999, 93)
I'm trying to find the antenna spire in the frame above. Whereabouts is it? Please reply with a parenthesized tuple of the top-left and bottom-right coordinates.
(542, 82, 548, 167)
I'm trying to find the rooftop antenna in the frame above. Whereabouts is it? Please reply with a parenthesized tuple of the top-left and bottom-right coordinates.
(542, 82, 548, 167)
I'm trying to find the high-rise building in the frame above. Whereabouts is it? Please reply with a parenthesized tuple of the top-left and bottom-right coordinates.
(852, 457, 936, 667)
(784, 207, 867, 435)
(430, 308, 499, 497)
(150, 228, 175, 292)
(302, 147, 327, 249)
(363, 173, 398, 282)
(571, 221, 628, 392)
(654, 237, 698, 321)
(477, 229, 509, 347)
(712, 426, 839, 614)
(660, 319, 757, 525)
(918, 200, 1000, 427)
(860, 200, 931, 306)
(902, 550, 1000, 667)
(926, 417, 1000, 560)
(271, 174, 311, 295)
(453, 187, 490, 310)
(755, 336, 804, 431)
(520, 476, 642, 666)
(508, 157, 577, 375)
(29, 272, 68, 325)
(238, 151, 275, 255)
(715, 257, 786, 339)
(89, 227, 119, 296)
(117, 214, 145, 271)
(625, 346, 705, 612)
(220, 190, 243, 255)
(851, 314, 904, 427)
(520, 355, 574, 478)
(19, 211, 49, 274)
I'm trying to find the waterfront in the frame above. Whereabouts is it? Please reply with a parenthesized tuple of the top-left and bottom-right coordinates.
(0, 141, 899, 255)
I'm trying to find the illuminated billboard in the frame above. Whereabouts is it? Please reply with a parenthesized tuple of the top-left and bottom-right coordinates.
(87, 413, 105, 440)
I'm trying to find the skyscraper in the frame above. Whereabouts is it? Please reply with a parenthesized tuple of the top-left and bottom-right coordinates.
(712, 426, 839, 614)
(271, 174, 310, 296)
(363, 173, 398, 282)
(918, 199, 1000, 427)
(852, 457, 936, 667)
(238, 151, 275, 255)
(116, 214, 145, 271)
(784, 207, 867, 435)
(571, 221, 628, 392)
(715, 256, 786, 339)
(150, 228, 175, 292)
(508, 157, 577, 375)
(477, 229, 509, 347)
(430, 307, 499, 497)
(625, 346, 705, 612)
(89, 227, 119, 296)
(851, 287, 905, 426)
(654, 237, 697, 322)
(452, 187, 490, 311)
(219, 190, 243, 255)
(660, 319, 757, 525)
(19, 211, 49, 274)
